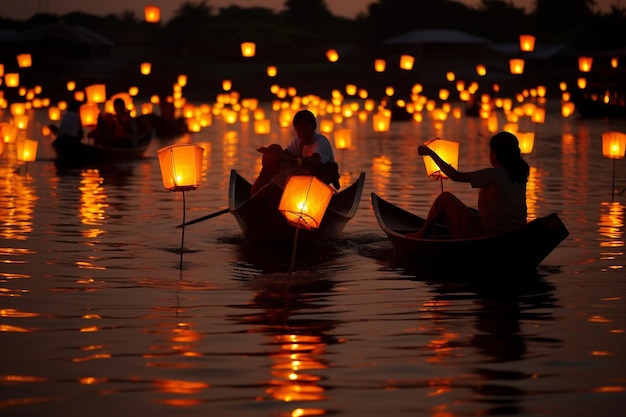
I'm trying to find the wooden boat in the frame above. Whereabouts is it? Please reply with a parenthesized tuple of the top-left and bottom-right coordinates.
(52, 115, 154, 165)
(229, 169, 366, 243)
(371, 192, 569, 271)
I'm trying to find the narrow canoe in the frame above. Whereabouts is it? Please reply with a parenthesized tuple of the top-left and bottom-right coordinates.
(229, 170, 366, 243)
(371, 192, 569, 271)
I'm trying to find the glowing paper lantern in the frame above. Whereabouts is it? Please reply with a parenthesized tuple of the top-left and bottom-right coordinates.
(4, 73, 19, 87)
(16, 139, 38, 162)
(66, 81, 76, 91)
(578, 56, 593, 72)
(577, 78, 587, 89)
(509, 59, 525, 74)
(80, 103, 100, 127)
(279, 175, 334, 230)
(517, 131, 535, 154)
(421, 138, 459, 179)
(240, 42, 256, 57)
(253, 119, 270, 135)
(13, 114, 29, 130)
(334, 128, 352, 150)
(476, 64, 487, 76)
(157, 144, 204, 191)
(399, 54, 414, 70)
(85, 84, 106, 103)
(374, 59, 386, 72)
(266, 65, 277, 77)
(140, 62, 152, 75)
(372, 112, 391, 132)
(326, 49, 339, 62)
(519, 34, 535, 52)
(144, 5, 160, 23)
(531, 107, 546, 124)
(602, 132, 626, 160)
(222, 79, 232, 91)
(16, 53, 32, 68)
(48, 106, 61, 121)
(177, 74, 187, 87)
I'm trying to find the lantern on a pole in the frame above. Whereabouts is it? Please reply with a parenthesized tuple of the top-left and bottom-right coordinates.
(157, 144, 205, 269)
(601, 131, 626, 201)
(279, 175, 334, 276)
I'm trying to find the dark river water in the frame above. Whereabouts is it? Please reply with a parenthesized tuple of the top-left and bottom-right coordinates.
(1, 100, 624, 417)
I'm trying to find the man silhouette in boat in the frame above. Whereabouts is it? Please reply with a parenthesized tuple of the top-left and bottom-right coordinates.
(251, 109, 340, 195)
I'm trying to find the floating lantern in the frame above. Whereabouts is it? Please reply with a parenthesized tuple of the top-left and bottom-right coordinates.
(326, 49, 339, 62)
(374, 59, 386, 72)
(0, 63, 4, 77)
(222, 79, 232, 91)
(144, 5, 160, 23)
(399, 54, 414, 70)
(421, 138, 459, 180)
(611, 57, 618, 69)
(17, 138, 38, 162)
(476, 64, 487, 76)
(517, 131, 535, 154)
(266, 65, 277, 77)
(177, 74, 187, 87)
(578, 56, 593, 72)
(10, 102, 26, 116)
(577, 77, 587, 89)
(140, 62, 152, 75)
(157, 144, 204, 192)
(532, 107, 546, 124)
(13, 114, 29, 130)
(253, 119, 270, 135)
(561, 101, 575, 118)
(445, 71, 455, 82)
(372, 112, 391, 132)
(334, 128, 352, 150)
(509, 59, 525, 74)
(16, 53, 32, 68)
(80, 102, 100, 127)
(240, 42, 256, 57)
(519, 34, 535, 52)
(4, 73, 19, 87)
(602, 131, 626, 200)
(48, 106, 61, 121)
(279, 175, 334, 231)
(85, 84, 106, 103)
(439, 89, 450, 101)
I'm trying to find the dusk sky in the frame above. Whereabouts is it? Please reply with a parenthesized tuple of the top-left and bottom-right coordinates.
(0, 0, 620, 21)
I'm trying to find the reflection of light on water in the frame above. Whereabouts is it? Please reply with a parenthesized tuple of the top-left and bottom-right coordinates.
(266, 334, 328, 404)
(598, 201, 624, 269)
(526, 166, 544, 221)
(223, 131, 239, 170)
(0, 166, 37, 240)
(372, 155, 392, 194)
(79, 169, 107, 238)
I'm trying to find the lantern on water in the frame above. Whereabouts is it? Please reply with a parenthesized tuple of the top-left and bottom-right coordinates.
(222, 79, 232, 91)
(266, 65, 277, 77)
(372, 112, 391, 133)
(17, 53, 32, 68)
(0, 63, 4, 77)
(16, 139, 38, 162)
(374, 59, 386, 72)
(326, 49, 339, 62)
(80, 102, 100, 127)
(531, 107, 545, 124)
(85, 84, 106, 103)
(5, 73, 19, 87)
(66, 81, 76, 91)
(140, 62, 152, 75)
(279, 175, 334, 230)
(519, 34, 535, 52)
(144, 5, 160, 23)
(422, 138, 459, 179)
(577, 77, 587, 89)
(399, 54, 414, 70)
(561, 101, 575, 118)
(509, 59, 525, 74)
(177, 74, 187, 87)
(476, 64, 487, 76)
(602, 132, 626, 160)
(13, 114, 29, 130)
(334, 128, 352, 150)
(157, 144, 204, 192)
(48, 106, 61, 121)
(578, 56, 593, 72)
(254, 119, 270, 135)
(240, 42, 256, 57)
(517, 131, 535, 154)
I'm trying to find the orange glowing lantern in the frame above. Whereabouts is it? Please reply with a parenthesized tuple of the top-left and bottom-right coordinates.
(16, 139, 38, 162)
(240, 42, 256, 57)
(577, 77, 587, 89)
(578, 56, 593, 72)
(266, 65, 277, 77)
(509, 59, 525, 74)
(0, 63, 4, 77)
(222, 79, 232, 91)
(85, 84, 106, 103)
(80, 102, 100, 127)
(372, 112, 391, 132)
(531, 107, 545, 124)
(517, 131, 535, 154)
(602, 131, 626, 200)
(17, 53, 32, 68)
(10, 102, 26, 116)
(421, 138, 459, 179)
(48, 106, 61, 121)
(144, 5, 160, 23)
(326, 49, 339, 62)
(374, 59, 386, 72)
(611, 57, 618, 69)
(399, 54, 414, 70)
(561, 101, 575, 117)
(177, 74, 187, 87)
(279, 175, 334, 230)
(157, 144, 204, 192)
(439, 89, 450, 101)
(66, 81, 76, 91)
(140, 62, 152, 75)
(476, 64, 487, 76)
(253, 119, 270, 135)
(13, 114, 29, 130)
(519, 34, 535, 52)
(334, 128, 352, 150)
(5, 73, 19, 87)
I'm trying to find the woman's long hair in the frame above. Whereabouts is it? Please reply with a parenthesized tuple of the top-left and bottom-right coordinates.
(490, 131, 530, 184)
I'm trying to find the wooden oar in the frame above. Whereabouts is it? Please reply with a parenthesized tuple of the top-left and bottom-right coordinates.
(176, 208, 230, 228)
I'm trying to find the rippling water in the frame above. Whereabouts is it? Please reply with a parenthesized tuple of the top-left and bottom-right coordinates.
(1, 102, 625, 417)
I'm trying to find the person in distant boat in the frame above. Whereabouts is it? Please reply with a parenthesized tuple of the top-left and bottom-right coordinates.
(91, 97, 137, 147)
(51, 99, 84, 147)
(251, 109, 340, 195)
(408, 131, 530, 239)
